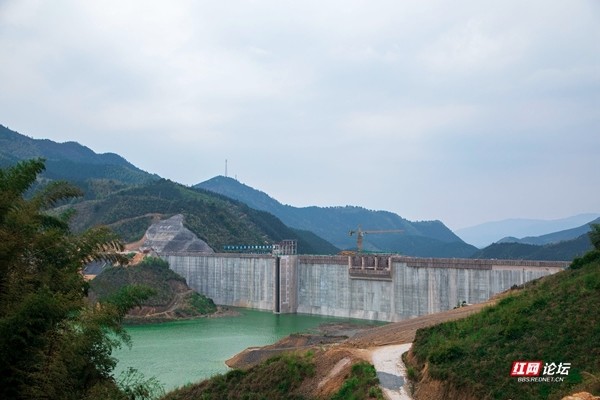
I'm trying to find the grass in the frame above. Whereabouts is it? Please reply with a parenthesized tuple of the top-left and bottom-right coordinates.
(330, 362, 384, 400)
(160, 354, 385, 400)
(161, 353, 315, 400)
(410, 258, 600, 399)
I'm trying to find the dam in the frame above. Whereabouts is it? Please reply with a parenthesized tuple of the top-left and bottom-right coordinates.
(163, 253, 568, 322)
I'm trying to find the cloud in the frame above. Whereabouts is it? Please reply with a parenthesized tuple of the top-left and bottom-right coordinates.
(0, 0, 598, 229)
(341, 104, 478, 141)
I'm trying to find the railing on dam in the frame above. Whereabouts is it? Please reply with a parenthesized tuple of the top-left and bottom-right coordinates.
(394, 256, 569, 270)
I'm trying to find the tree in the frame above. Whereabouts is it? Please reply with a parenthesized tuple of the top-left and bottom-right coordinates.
(570, 224, 600, 270)
(0, 159, 152, 399)
(589, 224, 600, 250)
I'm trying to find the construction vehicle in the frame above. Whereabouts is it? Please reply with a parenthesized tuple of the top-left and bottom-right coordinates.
(349, 225, 403, 253)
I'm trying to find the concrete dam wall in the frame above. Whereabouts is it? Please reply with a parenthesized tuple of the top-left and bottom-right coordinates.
(164, 253, 567, 322)
(163, 254, 275, 310)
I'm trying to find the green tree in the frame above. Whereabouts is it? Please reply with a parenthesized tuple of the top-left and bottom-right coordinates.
(589, 223, 600, 250)
(0, 159, 152, 399)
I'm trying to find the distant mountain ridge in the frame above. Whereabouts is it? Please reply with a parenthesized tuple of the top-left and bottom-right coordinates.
(472, 218, 599, 261)
(4, 123, 594, 260)
(0, 124, 158, 184)
(456, 213, 600, 248)
(196, 176, 477, 257)
(0, 124, 339, 254)
(497, 217, 600, 245)
(471, 233, 593, 261)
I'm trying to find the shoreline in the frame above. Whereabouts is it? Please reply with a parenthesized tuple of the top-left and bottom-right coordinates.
(123, 305, 241, 325)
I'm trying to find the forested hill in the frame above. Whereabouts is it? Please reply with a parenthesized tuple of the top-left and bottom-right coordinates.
(471, 233, 593, 261)
(1, 125, 338, 254)
(471, 218, 599, 261)
(0, 124, 158, 185)
(65, 178, 339, 255)
(196, 176, 477, 257)
(497, 217, 600, 246)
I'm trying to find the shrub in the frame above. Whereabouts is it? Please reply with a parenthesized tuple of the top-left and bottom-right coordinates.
(331, 362, 383, 400)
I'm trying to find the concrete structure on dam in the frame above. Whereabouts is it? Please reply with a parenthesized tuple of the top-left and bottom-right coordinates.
(163, 253, 568, 322)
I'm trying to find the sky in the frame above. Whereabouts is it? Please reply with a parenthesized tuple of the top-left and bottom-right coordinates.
(1, 0, 599, 230)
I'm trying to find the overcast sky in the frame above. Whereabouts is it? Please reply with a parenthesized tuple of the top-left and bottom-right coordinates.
(1, 1, 598, 230)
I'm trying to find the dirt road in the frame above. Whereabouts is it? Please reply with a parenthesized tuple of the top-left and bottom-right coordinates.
(371, 344, 413, 400)
(227, 294, 504, 398)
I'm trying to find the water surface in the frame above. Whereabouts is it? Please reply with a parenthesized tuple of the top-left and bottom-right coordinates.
(113, 309, 379, 391)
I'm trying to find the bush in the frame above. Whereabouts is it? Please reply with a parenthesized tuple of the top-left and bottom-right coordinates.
(570, 250, 600, 270)
(331, 362, 383, 400)
(140, 256, 170, 269)
(161, 353, 314, 400)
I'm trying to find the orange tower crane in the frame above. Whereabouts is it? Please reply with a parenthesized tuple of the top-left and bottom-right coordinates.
(349, 225, 404, 253)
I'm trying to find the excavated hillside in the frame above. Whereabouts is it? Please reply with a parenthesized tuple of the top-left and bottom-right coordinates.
(142, 214, 214, 254)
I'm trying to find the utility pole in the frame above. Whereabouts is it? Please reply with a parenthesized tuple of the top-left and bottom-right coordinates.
(225, 159, 228, 177)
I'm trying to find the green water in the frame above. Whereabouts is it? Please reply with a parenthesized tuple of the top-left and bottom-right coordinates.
(113, 309, 378, 391)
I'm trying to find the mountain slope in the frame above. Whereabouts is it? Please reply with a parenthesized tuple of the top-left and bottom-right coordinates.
(65, 178, 339, 255)
(498, 217, 600, 246)
(456, 213, 600, 248)
(471, 233, 593, 261)
(0, 124, 158, 185)
(408, 252, 600, 399)
(196, 176, 477, 257)
(2, 125, 338, 255)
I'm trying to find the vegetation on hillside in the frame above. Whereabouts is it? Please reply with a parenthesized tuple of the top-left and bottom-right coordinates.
(1, 128, 340, 255)
(0, 159, 158, 399)
(0, 124, 157, 185)
(197, 176, 478, 257)
(330, 362, 384, 400)
(66, 178, 338, 254)
(409, 226, 600, 399)
(162, 353, 315, 400)
(91, 256, 217, 319)
(471, 233, 593, 261)
(161, 353, 383, 400)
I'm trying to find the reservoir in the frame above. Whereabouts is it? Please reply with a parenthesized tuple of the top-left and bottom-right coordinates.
(113, 308, 380, 391)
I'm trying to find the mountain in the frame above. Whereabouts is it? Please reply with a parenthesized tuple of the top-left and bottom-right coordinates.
(497, 217, 600, 245)
(64, 178, 339, 255)
(456, 213, 600, 248)
(470, 218, 599, 261)
(196, 176, 477, 257)
(1, 124, 339, 255)
(0, 124, 158, 185)
(471, 233, 593, 261)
